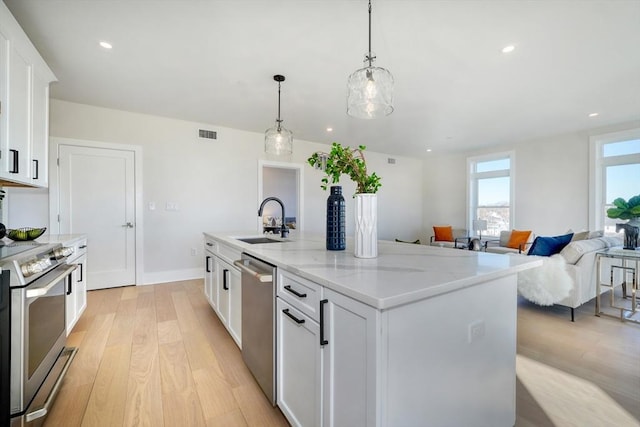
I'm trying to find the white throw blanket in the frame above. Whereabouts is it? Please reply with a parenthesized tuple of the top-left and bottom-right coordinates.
(517, 254, 574, 306)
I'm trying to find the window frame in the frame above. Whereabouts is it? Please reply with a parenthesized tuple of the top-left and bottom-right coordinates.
(589, 128, 640, 232)
(467, 151, 515, 237)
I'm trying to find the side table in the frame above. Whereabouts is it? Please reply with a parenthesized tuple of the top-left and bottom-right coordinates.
(595, 248, 640, 324)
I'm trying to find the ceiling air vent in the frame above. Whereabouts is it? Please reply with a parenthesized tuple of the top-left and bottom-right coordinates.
(199, 129, 217, 140)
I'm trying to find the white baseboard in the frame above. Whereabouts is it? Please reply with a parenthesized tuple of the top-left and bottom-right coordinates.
(142, 268, 203, 285)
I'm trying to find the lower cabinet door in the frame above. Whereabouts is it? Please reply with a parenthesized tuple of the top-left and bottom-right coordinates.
(75, 254, 87, 318)
(204, 250, 217, 310)
(216, 258, 230, 326)
(227, 265, 242, 348)
(321, 288, 377, 427)
(277, 298, 322, 427)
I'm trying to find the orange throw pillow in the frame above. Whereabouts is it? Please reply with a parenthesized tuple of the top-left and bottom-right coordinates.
(507, 230, 532, 250)
(433, 226, 454, 242)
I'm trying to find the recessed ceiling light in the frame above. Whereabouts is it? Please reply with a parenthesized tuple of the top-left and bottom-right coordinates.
(426, 149, 432, 152)
(326, 127, 333, 132)
(99, 41, 113, 49)
(502, 45, 515, 53)
(588, 112, 599, 117)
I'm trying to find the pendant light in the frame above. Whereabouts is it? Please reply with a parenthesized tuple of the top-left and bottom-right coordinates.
(347, 0, 394, 119)
(265, 74, 293, 156)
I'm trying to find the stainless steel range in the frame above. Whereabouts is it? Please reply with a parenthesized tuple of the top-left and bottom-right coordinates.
(0, 241, 78, 426)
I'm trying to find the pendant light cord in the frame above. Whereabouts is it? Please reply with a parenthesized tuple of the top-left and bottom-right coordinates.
(368, 0, 372, 67)
(277, 81, 282, 131)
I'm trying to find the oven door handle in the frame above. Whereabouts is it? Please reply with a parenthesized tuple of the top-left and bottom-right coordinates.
(26, 264, 77, 298)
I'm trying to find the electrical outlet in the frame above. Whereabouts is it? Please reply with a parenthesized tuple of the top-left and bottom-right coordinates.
(190, 248, 197, 256)
(165, 202, 179, 211)
(148, 201, 156, 211)
(468, 320, 485, 344)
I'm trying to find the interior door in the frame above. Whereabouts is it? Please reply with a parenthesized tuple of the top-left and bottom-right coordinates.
(58, 145, 136, 289)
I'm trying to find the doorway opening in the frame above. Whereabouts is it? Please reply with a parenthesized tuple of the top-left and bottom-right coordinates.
(257, 160, 304, 234)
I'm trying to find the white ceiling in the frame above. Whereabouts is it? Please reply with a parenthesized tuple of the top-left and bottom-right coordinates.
(5, 0, 640, 158)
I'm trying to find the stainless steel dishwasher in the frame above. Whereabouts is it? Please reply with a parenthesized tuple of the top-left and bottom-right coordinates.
(234, 253, 277, 405)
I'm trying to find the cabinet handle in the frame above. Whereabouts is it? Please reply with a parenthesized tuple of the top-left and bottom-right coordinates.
(284, 285, 307, 298)
(79, 245, 87, 249)
(78, 264, 83, 282)
(66, 274, 73, 295)
(9, 149, 18, 174)
(32, 159, 39, 180)
(223, 269, 229, 290)
(282, 308, 305, 324)
(206, 256, 211, 273)
(206, 242, 214, 247)
(320, 299, 328, 346)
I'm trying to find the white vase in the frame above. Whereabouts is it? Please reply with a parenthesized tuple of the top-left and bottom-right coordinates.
(354, 193, 377, 258)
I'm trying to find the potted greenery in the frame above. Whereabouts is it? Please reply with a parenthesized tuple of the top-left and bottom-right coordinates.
(307, 143, 381, 195)
(607, 195, 640, 227)
(607, 194, 640, 249)
(308, 143, 381, 258)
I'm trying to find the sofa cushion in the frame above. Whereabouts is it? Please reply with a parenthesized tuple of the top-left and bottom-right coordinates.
(507, 230, 532, 250)
(571, 231, 590, 241)
(589, 230, 604, 239)
(499, 230, 511, 247)
(433, 226, 454, 242)
(528, 233, 574, 256)
(559, 238, 609, 264)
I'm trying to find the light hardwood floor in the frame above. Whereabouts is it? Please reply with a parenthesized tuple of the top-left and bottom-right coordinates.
(43, 280, 639, 427)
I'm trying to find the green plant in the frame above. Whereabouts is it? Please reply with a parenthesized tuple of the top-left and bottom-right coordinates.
(308, 143, 381, 194)
(607, 194, 640, 220)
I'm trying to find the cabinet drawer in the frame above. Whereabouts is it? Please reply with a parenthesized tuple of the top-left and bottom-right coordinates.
(66, 238, 88, 263)
(204, 237, 217, 254)
(278, 270, 323, 322)
(217, 242, 242, 266)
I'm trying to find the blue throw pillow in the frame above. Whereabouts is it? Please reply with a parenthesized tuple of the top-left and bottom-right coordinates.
(527, 233, 574, 256)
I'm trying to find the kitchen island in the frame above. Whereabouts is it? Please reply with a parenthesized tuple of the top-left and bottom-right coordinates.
(203, 232, 541, 427)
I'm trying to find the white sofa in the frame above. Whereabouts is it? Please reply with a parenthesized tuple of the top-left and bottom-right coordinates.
(518, 235, 623, 321)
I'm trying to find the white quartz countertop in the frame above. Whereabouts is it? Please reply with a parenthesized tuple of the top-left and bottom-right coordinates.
(205, 232, 542, 310)
(30, 234, 87, 245)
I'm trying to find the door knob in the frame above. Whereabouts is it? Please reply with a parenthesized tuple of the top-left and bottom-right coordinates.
(122, 222, 134, 228)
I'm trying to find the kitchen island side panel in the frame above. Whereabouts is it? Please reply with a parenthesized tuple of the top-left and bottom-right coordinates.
(383, 275, 517, 427)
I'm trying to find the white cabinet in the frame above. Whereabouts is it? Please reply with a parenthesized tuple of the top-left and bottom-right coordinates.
(215, 257, 242, 347)
(277, 298, 322, 427)
(65, 237, 88, 335)
(29, 69, 50, 186)
(204, 239, 217, 311)
(0, 2, 56, 187)
(321, 287, 377, 427)
(203, 238, 242, 348)
(276, 270, 377, 427)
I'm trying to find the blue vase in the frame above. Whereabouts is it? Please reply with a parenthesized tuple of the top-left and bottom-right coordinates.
(326, 186, 346, 250)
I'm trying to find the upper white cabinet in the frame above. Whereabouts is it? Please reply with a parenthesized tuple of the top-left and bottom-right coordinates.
(0, 2, 56, 187)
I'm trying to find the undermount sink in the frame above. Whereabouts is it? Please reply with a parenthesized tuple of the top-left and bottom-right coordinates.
(235, 237, 285, 244)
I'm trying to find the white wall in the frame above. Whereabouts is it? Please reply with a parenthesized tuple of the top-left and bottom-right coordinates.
(422, 120, 640, 238)
(6, 187, 48, 228)
(6, 99, 423, 284)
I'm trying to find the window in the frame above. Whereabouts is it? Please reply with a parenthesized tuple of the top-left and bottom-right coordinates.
(591, 130, 640, 234)
(467, 153, 514, 237)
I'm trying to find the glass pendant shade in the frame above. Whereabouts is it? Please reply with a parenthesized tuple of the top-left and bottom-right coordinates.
(347, 59, 394, 119)
(346, 0, 394, 119)
(265, 124, 293, 156)
(265, 74, 293, 156)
